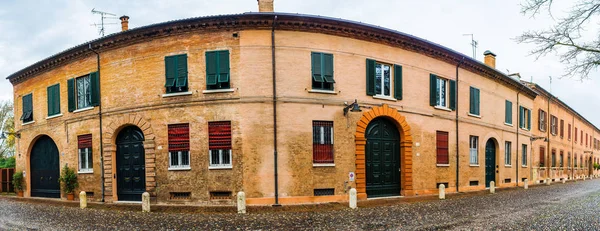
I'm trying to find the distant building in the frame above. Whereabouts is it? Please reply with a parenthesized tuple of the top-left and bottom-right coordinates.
(7, 0, 599, 205)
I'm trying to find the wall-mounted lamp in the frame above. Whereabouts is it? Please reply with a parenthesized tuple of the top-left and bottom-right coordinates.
(584, 151, 593, 154)
(0, 132, 20, 139)
(530, 136, 548, 142)
(343, 99, 362, 116)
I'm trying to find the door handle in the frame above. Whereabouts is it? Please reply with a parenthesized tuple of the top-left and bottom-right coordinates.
(40, 177, 43, 181)
(496, 170, 499, 173)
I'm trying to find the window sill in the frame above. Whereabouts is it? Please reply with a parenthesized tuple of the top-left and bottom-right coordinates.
(21, 121, 35, 126)
(308, 89, 337, 95)
(434, 106, 452, 112)
(209, 166, 232, 170)
(436, 164, 450, 167)
(467, 113, 481, 118)
(78, 170, 93, 174)
(505, 165, 512, 168)
(163, 91, 193, 98)
(202, 89, 235, 94)
(313, 163, 335, 167)
(373, 95, 397, 102)
(168, 167, 191, 171)
(46, 114, 63, 120)
(520, 127, 530, 131)
(73, 107, 94, 113)
(522, 165, 528, 168)
(469, 164, 480, 167)
(504, 123, 513, 127)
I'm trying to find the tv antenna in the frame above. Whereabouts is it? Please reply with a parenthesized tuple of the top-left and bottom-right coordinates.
(91, 8, 118, 37)
(462, 34, 478, 59)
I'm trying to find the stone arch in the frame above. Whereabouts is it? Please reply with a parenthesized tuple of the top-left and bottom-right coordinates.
(101, 114, 156, 202)
(355, 104, 413, 199)
(24, 134, 61, 198)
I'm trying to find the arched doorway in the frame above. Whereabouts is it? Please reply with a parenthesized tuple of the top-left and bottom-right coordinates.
(116, 126, 146, 201)
(365, 117, 400, 198)
(30, 135, 60, 198)
(485, 139, 497, 188)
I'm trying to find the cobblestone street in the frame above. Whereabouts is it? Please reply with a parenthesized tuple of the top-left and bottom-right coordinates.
(2, 179, 600, 230)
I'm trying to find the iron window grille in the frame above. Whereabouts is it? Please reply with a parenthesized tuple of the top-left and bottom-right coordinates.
(168, 123, 190, 170)
(313, 121, 334, 164)
(209, 121, 232, 168)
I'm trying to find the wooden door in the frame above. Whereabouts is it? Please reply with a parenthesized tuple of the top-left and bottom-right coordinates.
(366, 118, 400, 198)
(116, 126, 146, 201)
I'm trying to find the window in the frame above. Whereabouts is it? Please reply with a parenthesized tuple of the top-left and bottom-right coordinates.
(165, 54, 188, 93)
(67, 72, 99, 112)
(436, 131, 449, 165)
(522, 144, 527, 166)
(168, 123, 190, 170)
(551, 149, 556, 167)
(366, 59, 402, 99)
(209, 121, 232, 168)
(519, 106, 531, 130)
(78, 134, 93, 173)
(538, 109, 547, 131)
(586, 133, 588, 147)
(581, 130, 583, 145)
(206, 50, 230, 90)
(575, 127, 578, 142)
(505, 100, 512, 124)
(559, 150, 564, 167)
(568, 152, 571, 168)
(313, 121, 334, 164)
(469, 136, 478, 165)
(429, 74, 456, 110)
(469, 87, 480, 116)
(20, 93, 33, 123)
(550, 115, 557, 135)
(568, 124, 572, 140)
(540, 146, 545, 167)
(505, 142, 511, 166)
(560, 119, 564, 138)
(47, 84, 60, 117)
(312, 52, 335, 91)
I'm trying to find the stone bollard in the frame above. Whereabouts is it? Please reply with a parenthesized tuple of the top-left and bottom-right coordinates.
(438, 184, 445, 200)
(349, 188, 357, 209)
(524, 179, 528, 190)
(237, 191, 246, 214)
(562, 178, 566, 184)
(79, 191, 87, 209)
(490, 181, 495, 194)
(142, 192, 150, 212)
(584, 176, 586, 181)
(546, 178, 551, 185)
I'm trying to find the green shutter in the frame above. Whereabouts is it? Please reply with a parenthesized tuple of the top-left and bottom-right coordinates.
(527, 109, 531, 130)
(429, 74, 436, 106)
(21, 94, 32, 121)
(393, 64, 402, 100)
(67, 78, 75, 112)
(90, 72, 100, 107)
(366, 59, 376, 96)
(312, 53, 324, 83)
(164, 56, 176, 87)
(474, 88, 480, 115)
(54, 85, 60, 115)
(47, 86, 53, 116)
(175, 55, 188, 87)
(218, 51, 230, 83)
(47, 84, 60, 116)
(519, 106, 524, 128)
(505, 100, 512, 124)
(469, 87, 475, 114)
(449, 79, 456, 111)
(323, 53, 335, 83)
(206, 51, 218, 86)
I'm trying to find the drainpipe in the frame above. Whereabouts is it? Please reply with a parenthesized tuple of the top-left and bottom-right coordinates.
(271, 15, 281, 207)
(455, 57, 464, 192)
(547, 95, 551, 179)
(88, 43, 105, 202)
(572, 115, 574, 179)
(516, 92, 520, 186)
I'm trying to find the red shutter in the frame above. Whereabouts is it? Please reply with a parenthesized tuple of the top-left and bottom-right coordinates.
(168, 123, 190, 151)
(436, 131, 449, 164)
(540, 147, 545, 167)
(209, 121, 231, 150)
(313, 121, 334, 164)
(78, 134, 92, 149)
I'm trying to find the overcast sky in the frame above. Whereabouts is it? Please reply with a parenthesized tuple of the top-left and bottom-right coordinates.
(1, 0, 598, 126)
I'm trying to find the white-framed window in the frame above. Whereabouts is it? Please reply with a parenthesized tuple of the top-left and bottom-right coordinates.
(436, 77, 447, 107)
(313, 121, 334, 164)
(550, 115, 557, 135)
(539, 109, 546, 132)
(209, 121, 232, 169)
(505, 141, 511, 166)
(168, 123, 190, 170)
(169, 151, 190, 169)
(375, 63, 392, 97)
(521, 144, 527, 166)
(76, 75, 91, 109)
(469, 136, 478, 165)
(78, 134, 93, 173)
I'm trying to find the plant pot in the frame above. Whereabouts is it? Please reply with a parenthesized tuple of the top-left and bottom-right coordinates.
(17, 191, 23, 197)
(66, 193, 74, 201)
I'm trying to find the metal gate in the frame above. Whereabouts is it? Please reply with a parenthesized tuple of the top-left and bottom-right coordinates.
(0, 168, 15, 193)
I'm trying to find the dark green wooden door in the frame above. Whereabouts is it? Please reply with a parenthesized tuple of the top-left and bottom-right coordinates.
(366, 118, 400, 198)
(30, 136, 60, 198)
(485, 139, 496, 188)
(116, 126, 146, 201)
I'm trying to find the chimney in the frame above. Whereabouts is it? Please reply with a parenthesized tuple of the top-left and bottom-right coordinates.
(258, 0, 274, 12)
(119, 15, 130, 32)
(483, 50, 496, 69)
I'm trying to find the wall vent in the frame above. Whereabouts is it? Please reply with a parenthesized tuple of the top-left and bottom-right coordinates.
(437, 182, 449, 188)
(314, 188, 335, 196)
(86, 192, 94, 199)
(469, 181, 479, 186)
(504, 178, 511, 183)
(210, 191, 232, 200)
(170, 192, 191, 200)
(522, 178, 527, 182)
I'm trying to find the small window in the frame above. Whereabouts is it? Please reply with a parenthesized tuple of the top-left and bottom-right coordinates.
(575, 127, 578, 143)
(568, 152, 571, 168)
(210, 191, 232, 200)
(559, 119, 564, 138)
(551, 149, 556, 167)
(78, 134, 93, 173)
(209, 121, 232, 168)
(20, 93, 33, 123)
(313, 121, 334, 164)
(469, 87, 480, 116)
(519, 107, 531, 130)
(165, 54, 189, 93)
(521, 144, 527, 166)
(47, 84, 60, 117)
(168, 123, 190, 170)
(469, 136, 478, 164)
(429, 74, 456, 110)
(170, 192, 191, 200)
(469, 181, 479, 186)
(540, 146, 546, 167)
(538, 109, 547, 131)
(559, 150, 564, 167)
(436, 131, 449, 165)
(504, 178, 511, 183)
(206, 50, 230, 90)
(76, 75, 92, 109)
(314, 188, 335, 196)
(311, 52, 334, 91)
(505, 100, 512, 124)
(575, 153, 578, 167)
(505, 142, 511, 166)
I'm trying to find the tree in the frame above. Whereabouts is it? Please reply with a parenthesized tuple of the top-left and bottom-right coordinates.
(0, 101, 15, 159)
(516, 0, 600, 80)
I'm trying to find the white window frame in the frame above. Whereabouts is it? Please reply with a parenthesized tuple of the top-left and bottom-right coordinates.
(436, 77, 448, 107)
(78, 147, 93, 173)
(375, 62, 393, 98)
(521, 144, 527, 166)
(550, 116, 557, 135)
(469, 136, 478, 165)
(209, 149, 232, 169)
(76, 75, 92, 110)
(168, 150, 190, 170)
(539, 110, 546, 132)
(505, 142, 512, 166)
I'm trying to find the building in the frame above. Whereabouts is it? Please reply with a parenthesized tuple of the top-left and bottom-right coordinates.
(7, 0, 599, 205)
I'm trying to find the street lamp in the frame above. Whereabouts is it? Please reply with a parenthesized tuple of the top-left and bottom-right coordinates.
(343, 99, 362, 116)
